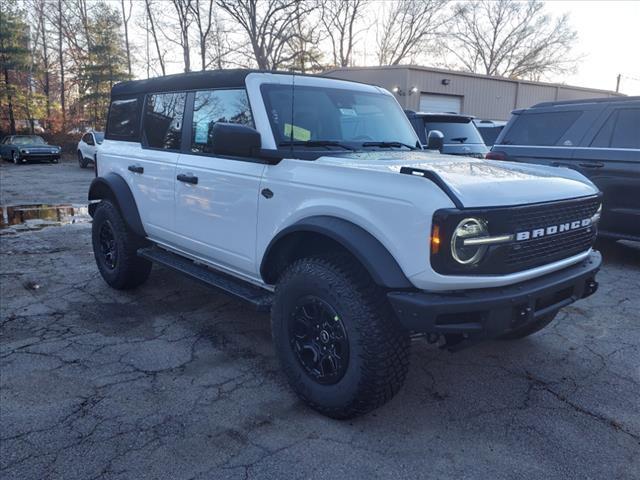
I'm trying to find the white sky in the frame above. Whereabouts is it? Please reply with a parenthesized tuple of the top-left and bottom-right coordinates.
(118, 0, 640, 95)
(542, 1, 640, 94)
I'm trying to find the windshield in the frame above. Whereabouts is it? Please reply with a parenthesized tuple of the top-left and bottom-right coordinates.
(94, 132, 105, 144)
(422, 120, 484, 144)
(261, 84, 419, 149)
(13, 136, 46, 145)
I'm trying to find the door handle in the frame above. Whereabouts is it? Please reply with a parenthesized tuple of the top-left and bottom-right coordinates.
(128, 165, 144, 174)
(177, 173, 198, 185)
(578, 162, 604, 169)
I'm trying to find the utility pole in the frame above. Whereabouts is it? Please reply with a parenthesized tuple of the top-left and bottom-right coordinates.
(616, 74, 621, 93)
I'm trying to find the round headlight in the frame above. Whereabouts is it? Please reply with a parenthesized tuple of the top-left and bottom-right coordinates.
(451, 218, 489, 265)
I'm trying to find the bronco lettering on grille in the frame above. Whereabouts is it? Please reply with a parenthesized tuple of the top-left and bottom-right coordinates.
(516, 218, 592, 241)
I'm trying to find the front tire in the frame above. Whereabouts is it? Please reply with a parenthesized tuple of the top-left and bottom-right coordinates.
(78, 151, 88, 168)
(12, 150, 19, 164)
(271, 255, 410, 419)
(91, 200, 151, 290)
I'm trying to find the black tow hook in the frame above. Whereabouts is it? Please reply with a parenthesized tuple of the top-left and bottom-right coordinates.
(583, 279, 599, 298)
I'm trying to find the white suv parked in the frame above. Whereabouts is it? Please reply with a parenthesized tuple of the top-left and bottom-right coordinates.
(77, 131, 104, 168)
(89, 70, 602, 418)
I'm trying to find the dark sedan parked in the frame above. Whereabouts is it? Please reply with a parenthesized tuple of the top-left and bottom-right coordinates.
(0, 135, 61, 164)
(488, 96, 640, 242)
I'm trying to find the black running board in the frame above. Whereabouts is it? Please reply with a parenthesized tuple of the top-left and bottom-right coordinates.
(138, 247, 273, 312)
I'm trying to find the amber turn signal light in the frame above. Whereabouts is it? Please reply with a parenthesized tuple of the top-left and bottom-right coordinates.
(431, 224, 441, 255)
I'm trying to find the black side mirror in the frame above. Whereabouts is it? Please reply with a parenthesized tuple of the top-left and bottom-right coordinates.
(211, 123, 261, 158)
(426, 130, 444, 151)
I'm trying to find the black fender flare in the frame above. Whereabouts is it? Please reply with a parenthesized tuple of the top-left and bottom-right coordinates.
(88, 173, 146, 237)
(260, 216, 413, 289)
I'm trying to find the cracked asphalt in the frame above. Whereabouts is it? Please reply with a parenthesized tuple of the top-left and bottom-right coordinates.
(1, 158, 639, 480)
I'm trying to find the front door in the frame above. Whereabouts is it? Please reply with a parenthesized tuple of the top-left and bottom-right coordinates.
(173, 89, 265, 278)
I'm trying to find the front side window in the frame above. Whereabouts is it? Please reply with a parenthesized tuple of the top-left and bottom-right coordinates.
(107, 98, 139, 140)
(261, 84, 418, 148)
(143, 92, 186, 150)
(191, 89, 253, 153)
(500, 111, 582, 146)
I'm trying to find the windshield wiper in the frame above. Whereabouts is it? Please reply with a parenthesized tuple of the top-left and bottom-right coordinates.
(361, 141, 416, 150)
(279, 140, 355, 151)
(450, 137, 468, 143)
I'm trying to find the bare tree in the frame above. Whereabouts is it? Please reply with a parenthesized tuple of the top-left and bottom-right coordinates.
(189, 0, 236, 70)
(169, 0, 193, 73)
(376, 0, 451, 66)
(320, 0, 367, 68)
(120, 0, 133, 77)
(143, 0, 166, 75)
(57, 0, 65, 129)
(444, 0, 578, 80)
(216, 0, 317, 70)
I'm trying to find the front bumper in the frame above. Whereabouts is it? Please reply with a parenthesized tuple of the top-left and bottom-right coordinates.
(388, 251, 601, 341)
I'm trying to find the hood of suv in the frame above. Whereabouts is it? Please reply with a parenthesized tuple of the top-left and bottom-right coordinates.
(318, 151, 598, 208)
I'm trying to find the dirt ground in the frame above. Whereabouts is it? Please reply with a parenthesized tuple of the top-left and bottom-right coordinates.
(1, 157, 639, 479)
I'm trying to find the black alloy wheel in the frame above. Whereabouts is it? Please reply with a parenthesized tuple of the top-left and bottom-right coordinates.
(289, 296, 349, 385)
(98, 221, 118, 270)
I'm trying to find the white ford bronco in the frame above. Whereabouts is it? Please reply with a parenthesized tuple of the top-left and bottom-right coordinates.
(89, 70, 602, 418)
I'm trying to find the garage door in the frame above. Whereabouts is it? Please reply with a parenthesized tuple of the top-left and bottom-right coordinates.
(419, 94, 462, 114)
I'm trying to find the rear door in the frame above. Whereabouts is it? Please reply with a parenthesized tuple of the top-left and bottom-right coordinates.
(173, 88, 265, 278)
(575, 106, 640, 238)
(129, 92, 186, 240)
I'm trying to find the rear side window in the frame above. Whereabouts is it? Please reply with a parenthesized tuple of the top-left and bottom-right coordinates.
(611, 109, 640, 149)
(191, 89, 253, 153)
(422, 120, 484, 144)
(143, 92, 186, 150)
(591, 108, 640, 149)
(106, 98, 139, 140)
(500, 111, 582, 146)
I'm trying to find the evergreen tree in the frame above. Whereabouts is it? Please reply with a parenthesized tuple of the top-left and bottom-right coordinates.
(0, 1, 31, 134)
(79, 4, 130, 129)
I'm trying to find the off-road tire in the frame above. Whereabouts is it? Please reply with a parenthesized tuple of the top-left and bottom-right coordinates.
(91, 200, 151, 290)
(271, 254, 410, 419)
(498, 312, 557, 340)
(78, 151, 88, 168)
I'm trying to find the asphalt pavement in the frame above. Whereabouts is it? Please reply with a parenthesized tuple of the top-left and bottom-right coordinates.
(1, 157, 638, 479)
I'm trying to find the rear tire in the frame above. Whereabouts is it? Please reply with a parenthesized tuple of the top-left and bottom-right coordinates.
(498, 312, 557, 340)
(91, 200, 151, 290)
(271, 254, 410, 419)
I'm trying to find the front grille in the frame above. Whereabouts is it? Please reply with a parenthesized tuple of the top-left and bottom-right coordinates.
(431, 194, 601, 275)
(506, 196, 601, 232)
(506, 227, 596, 267)
(503, 196, 600, 271)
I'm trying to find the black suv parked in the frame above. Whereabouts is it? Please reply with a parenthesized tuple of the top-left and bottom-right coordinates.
(489, 96, 640, 242)
(405, 111, 488, 158)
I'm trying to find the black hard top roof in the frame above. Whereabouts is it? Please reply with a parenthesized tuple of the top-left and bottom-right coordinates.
(531, 95, 639, 108)
(110, 69, 329, 97)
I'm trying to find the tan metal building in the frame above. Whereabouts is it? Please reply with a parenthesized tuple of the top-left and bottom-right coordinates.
(324, 65, 623, 121)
